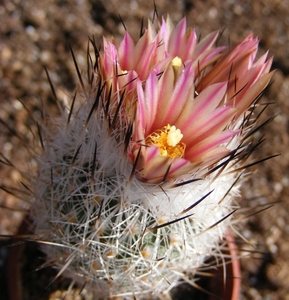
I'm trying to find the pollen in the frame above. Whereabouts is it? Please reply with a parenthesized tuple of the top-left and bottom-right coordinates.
(146, 124, 186, 159)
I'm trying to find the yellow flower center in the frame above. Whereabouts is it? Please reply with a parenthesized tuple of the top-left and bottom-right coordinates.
(145, 124, 186, 159)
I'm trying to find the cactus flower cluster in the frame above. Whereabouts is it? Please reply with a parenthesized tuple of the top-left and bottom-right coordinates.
(29, 16, 273, 299)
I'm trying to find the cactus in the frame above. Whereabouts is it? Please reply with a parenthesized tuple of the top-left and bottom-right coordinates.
(24, 16, 273, 299)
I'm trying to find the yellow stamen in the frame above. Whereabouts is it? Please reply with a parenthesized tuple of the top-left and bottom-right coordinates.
(172, 56, 182, 67)
(172, 56, 182, 81)
(145, 124, 186, 159)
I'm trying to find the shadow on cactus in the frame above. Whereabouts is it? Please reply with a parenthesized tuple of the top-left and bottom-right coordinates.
(2, 14, 276, 300)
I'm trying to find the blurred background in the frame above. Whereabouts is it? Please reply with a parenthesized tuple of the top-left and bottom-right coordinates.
(0, 0, 288, 299)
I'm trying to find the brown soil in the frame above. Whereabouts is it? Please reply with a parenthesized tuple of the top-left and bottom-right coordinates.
(1, 0, 288, 299)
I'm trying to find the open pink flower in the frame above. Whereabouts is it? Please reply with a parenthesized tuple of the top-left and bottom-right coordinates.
(99, 17, 274, 183)
(128, 61, 237, 183)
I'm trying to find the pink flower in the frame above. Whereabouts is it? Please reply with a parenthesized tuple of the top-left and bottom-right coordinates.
(128, 63, 237, 183)
(99, 17, 274, 183)
(99, 17, 225, 107)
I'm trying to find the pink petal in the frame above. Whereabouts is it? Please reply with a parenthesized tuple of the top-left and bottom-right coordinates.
(136, 41, 156, 80)
(181, 28, 197, 62)
(168, 17, 187, 57)
(233, 71, 275, 119)
(193, 46, 226, 74)
(250, 53, 273, 84)
(226, 55, 270, 106)
(134, 31, 150, 74)
(197, 34, 259, 90)
(118, 32, 135, 70)
(135, 146, 172, 183)
(184, 106, 236, 148)
(185, 130, 238, 161)
(152, 55, 171, 75)
(143, 71, 159, 133)
(137, 147, 191, 183)
(192, 30, 220, 59)
(160, 16, 174, 49)
(102, 38, 118, 76)
(136, 79, 146, 130)
(157, 61, 195, 126)
(151, 64, 175, 131)
(176, 82, 227, 130)
(199, 146, 231, 165)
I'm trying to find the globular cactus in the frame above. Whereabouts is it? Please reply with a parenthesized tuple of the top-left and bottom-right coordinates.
(28, 16, 273, 299)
